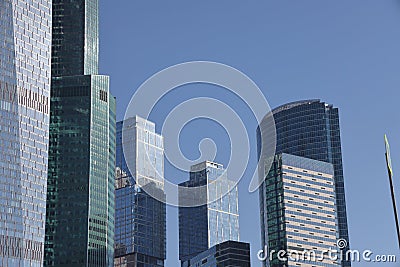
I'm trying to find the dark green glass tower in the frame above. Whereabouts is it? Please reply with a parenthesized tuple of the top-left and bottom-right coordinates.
(44, 0, 116, 266)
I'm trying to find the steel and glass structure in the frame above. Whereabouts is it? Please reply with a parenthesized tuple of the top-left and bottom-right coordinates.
(114, 116, 166, 267)
(258, 99, 351, 267)
(179, 161, 240, 264)
(0, 1, 52, 266)
(44, 0, 115, 266)
(260, 153, 339, 267)
(182, 241, 250, 267)
(384, 135, 400, 248)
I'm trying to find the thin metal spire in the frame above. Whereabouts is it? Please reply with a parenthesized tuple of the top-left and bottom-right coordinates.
(384, 134, 400, 249)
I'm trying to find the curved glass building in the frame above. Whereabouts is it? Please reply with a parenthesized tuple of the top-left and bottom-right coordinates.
(258, 99, 351, 267)
(0, 0, 52, 266)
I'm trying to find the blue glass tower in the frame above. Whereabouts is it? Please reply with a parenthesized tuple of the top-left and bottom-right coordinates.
(0, 1, 52, 266)
(114, 116, 166, 267)
(182, 241, 250, 267)
(257, 99, 351, 267)
(179, 161, 240, 264)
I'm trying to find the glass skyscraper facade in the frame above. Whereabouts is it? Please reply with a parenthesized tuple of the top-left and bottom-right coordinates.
(51, 0, 99, 77)
(259, 153, 339, 267)
(0, 0, 52, 266)
(44, 0, 116, 266)
(182, 241, 250, 267)
(179, 161, 240, 264)
(114, 116, 166, 267)
(257, 99, 350, 267)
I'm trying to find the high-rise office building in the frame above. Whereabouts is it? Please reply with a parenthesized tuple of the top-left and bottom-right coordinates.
(0, 1, 52, 266)
(179, 161, 240, 264)
(257, 99, 350, 266)
(114, 116, 166, 267)
(44, 0, 116, 266)
(182, 241, 250, 267)
(260, 153, 339, 267)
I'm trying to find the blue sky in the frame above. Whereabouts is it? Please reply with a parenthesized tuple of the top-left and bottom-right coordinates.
(99, 1, 400, 266)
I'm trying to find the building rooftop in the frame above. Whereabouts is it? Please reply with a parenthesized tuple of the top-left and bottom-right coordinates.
(117, 115, 156, 132)
(272, 99, 321, 114)
(190, 161, 224, 172)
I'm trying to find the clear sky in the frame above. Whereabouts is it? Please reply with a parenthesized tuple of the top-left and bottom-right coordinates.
(99, 1, 400, 266)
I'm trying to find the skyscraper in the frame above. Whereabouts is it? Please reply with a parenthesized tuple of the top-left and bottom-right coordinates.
(257, 99, 351, 266)
(0, 1, 52, 266)
(179, 161, 240, 264)
(114, 116, 166, 267)
(44, 0, 116, 266)
(182, 241, 250, 267)
(260, 153, 339, 267)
